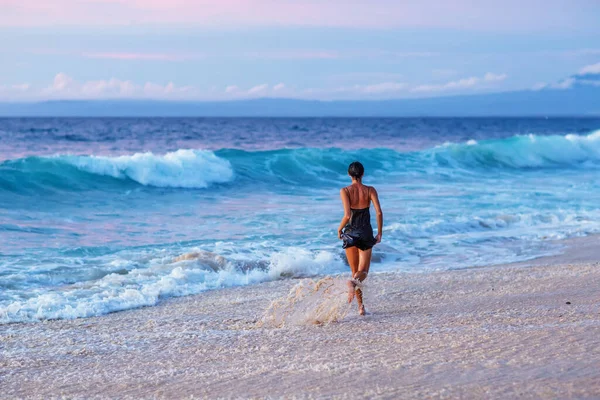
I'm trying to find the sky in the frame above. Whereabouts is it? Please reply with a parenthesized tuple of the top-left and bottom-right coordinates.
(1, 0, 599, 101)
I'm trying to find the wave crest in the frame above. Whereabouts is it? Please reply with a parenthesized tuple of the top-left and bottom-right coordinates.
(62, 149, 234, 188)
(3, 131, 600, 196)
(432, 131, 600, 169)
(0, 149, 234, 193)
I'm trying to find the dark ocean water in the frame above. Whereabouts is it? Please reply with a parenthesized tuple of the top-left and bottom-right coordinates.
(1, 117, 600, 322)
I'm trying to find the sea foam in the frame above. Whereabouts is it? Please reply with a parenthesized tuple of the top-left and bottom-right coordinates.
(62, 149, 234, 188)
(0, 248, 344, 323)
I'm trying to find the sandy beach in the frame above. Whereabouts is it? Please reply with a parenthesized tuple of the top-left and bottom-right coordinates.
(2, 237, 600, 399)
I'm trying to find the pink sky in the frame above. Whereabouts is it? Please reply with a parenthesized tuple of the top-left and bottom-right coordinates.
(0, 0, 597, 31)
(1, 0, 598, 101)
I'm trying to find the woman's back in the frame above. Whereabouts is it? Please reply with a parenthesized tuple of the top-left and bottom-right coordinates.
(344, 183, 372, 209)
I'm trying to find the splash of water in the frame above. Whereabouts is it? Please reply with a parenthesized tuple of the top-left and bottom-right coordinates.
(258, 276, 353, 327)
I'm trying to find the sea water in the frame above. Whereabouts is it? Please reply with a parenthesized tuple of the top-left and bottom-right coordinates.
(1, 117, 600, 323)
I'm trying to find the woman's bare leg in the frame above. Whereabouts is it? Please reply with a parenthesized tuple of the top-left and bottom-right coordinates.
(345, 247, 359, 303)
(355, 248, 372, 315)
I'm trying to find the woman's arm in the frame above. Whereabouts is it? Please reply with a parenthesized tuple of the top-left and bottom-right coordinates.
(338, 188, 351, 239)
(370, 186, 383, 243)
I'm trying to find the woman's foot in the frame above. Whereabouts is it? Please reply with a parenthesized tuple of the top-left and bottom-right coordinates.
(347, 280, 356, 303)
(355, 287, 365, 315)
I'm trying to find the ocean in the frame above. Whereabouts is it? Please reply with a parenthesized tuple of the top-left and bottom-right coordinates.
(1, 117, 600, 323)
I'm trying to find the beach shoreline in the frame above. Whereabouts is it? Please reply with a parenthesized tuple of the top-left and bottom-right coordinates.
(2, 236, 600, 399)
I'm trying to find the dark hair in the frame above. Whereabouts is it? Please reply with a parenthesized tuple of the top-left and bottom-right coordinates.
(348, 161, 364, 179)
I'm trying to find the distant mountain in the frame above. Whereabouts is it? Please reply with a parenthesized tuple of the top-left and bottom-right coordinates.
(0, 81, 598, 117)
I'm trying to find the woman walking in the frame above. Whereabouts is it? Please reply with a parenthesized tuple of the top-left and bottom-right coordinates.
(337, 161, 383, 315)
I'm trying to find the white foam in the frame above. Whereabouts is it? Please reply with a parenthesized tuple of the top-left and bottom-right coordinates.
(60, 149, 234, 188)
(267, 248, 341, 279)
(0, 247, 344, 323)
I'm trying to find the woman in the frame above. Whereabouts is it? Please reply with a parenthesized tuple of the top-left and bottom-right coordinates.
(337, 161, 383, 316)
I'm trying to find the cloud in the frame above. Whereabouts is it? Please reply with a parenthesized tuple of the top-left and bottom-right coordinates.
(551, 78, 576, 89)
(300, 81, 408, 99)
(243, 50, 340, 60)
(411, 72, 507, 93)
(40, 72, 80, 97)
(0, 82, 32, 100)
(81, 52, 203, 61)
(531, 82, 548, 91)
(14, 67, 600, 102)
(579, 62, 600, 75)
(532, 78, 596, 92)
(3, 74, 296, 101)
(412, 78, 475, 93)
(247, 84, 269, 95)
(360, 82, 407, 94)
(0, 71, 509, 101)
(143, 81, 194, 97)
(483, 72, 507, 82)
(532, 63, 600, 91)
(81, 78, 136, 96)
(224, 83, 293, 97)
(38, 73, 197, 99)
(571, 63, 600, 87)
(11, 83, 31, 91)
(53, 72, 74, 91)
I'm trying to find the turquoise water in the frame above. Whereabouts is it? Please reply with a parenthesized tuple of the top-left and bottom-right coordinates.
(1, 117, 600, 323)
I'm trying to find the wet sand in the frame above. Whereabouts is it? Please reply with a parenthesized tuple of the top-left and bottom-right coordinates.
(2, 237, 600, 399)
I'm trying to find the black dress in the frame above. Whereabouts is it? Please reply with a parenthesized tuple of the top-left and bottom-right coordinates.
(341, 188, 377, 251)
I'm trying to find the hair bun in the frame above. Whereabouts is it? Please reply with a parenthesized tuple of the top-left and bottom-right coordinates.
(348, 161, 365, 178)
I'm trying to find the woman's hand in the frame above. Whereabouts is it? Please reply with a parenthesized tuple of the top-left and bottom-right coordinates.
(338, 229, 343, 239)
(375, 233, 382, 244)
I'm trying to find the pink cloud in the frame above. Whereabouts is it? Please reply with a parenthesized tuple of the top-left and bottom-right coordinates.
(82, 52, 203, 61)
(242, 50, 340, 60)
